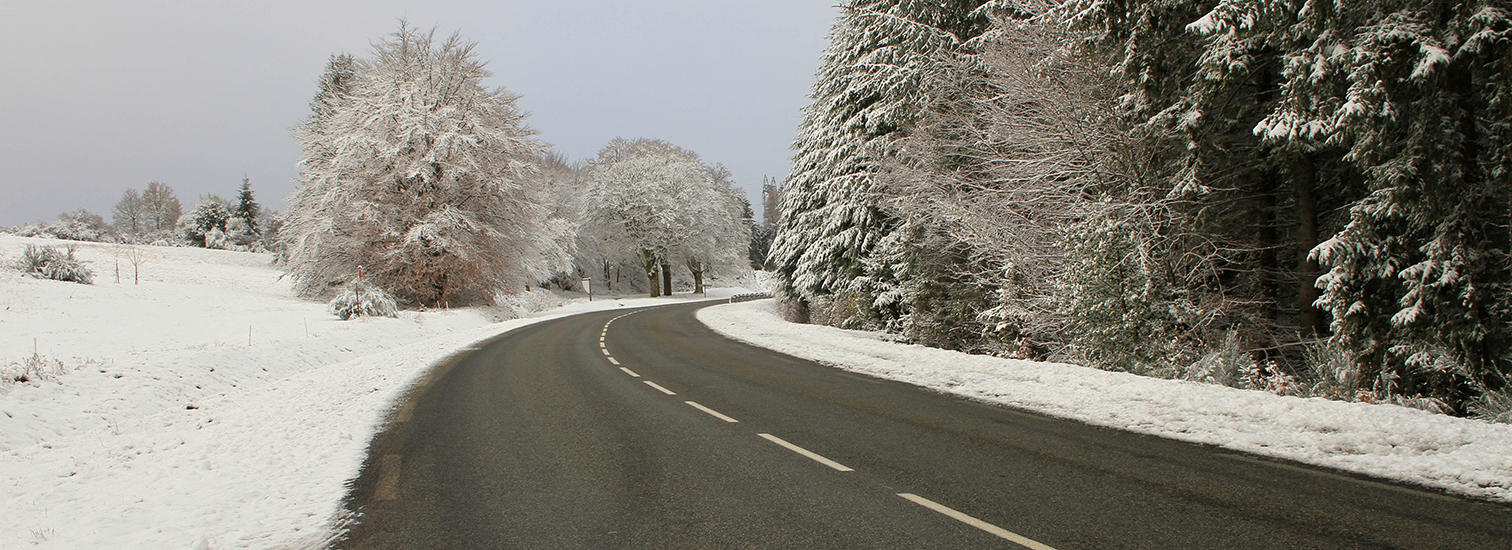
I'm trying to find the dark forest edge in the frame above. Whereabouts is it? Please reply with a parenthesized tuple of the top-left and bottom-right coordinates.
(768, 0, 1512, 418)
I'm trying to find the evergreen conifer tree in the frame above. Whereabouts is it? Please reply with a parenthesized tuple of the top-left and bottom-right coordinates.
(233, 175, 260, 236)
(770, 0, 989, 326)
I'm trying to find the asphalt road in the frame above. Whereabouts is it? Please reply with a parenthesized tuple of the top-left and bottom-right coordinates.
(336, 300, 1512, 549)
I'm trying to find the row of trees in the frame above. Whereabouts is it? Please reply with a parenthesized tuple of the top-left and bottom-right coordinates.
(13, 178, 272, 251)
(281, 24, 750, 307)
(581, 138, 748, 297)
(771, 0, 1512, 415)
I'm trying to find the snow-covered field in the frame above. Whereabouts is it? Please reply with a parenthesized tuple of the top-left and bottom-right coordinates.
(698, 299, 1512, 503)
(0, 235, 740, 548)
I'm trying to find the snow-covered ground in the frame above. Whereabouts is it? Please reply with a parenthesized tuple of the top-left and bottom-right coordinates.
(0, 234, 743, 548)
(698, 299, 1512, 503)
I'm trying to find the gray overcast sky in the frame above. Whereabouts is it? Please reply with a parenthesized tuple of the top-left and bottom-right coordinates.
(0, 1, 838, 226)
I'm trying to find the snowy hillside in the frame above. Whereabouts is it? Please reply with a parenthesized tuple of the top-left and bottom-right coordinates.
(699, 299, 1512, 503)
(0, 235, 735, 548)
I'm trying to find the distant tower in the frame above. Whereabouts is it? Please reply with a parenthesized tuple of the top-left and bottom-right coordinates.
(760, 175, 783, 226)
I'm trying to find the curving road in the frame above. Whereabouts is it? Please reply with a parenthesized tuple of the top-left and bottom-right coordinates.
(335, 300, 1512, 549)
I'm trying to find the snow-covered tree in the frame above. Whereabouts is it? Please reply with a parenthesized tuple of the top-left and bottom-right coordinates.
(585, 139, 705, 297)
(770, 0, 990, 327)
(281, 23, 561, 306)
(184, 197, 230, 247)
(676, 163, 749, 294)
(584, 138, 748, 297)
(233, 175, 260, 236)
(50, 209, 113, 242)
(1255, 1, 1512, 410)
(877, 1, 1159, 355)
(140, 181, 182, 235)
(112, 189, 145, 236)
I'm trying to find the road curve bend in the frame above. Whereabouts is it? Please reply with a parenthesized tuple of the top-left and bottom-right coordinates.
(335, 301, 1512, 549)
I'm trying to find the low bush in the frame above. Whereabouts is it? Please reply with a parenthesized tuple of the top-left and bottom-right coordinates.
(16, 244, 94, 284)
(329, 281, 399, 320)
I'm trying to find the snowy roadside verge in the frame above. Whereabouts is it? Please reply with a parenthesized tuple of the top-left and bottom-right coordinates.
(697, 299, 1512, 503)
(0, 234, 745, 548)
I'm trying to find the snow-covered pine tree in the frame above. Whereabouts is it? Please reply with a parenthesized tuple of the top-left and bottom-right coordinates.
(1054, 0, 1355, 374)
(232, 175, 260, 236)
(281, 54, 357, 269)
(1278, 1, 1512, 411)
(770, 0, 990, 327)
(281, 23, 559, 306)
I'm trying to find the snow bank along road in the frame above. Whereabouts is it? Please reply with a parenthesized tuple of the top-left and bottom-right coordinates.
(337, 301, 1512, 549)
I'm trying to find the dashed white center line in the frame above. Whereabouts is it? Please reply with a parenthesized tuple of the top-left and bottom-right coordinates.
(601, 348, 611, 356)
(643, 380, 677, 395)
(757, 433, 853, 472)
(897, 493, 1055, 550)
(619, 366, 640, 378)
(685, 401, 738, 423)
(607, 357, 621, 365)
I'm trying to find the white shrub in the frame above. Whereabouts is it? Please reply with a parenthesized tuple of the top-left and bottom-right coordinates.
(204, 227, 229, 250)
(329, 282, 399, 320)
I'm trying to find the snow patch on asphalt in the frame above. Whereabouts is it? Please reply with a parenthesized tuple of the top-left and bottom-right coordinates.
(697, 299, 1512, 503)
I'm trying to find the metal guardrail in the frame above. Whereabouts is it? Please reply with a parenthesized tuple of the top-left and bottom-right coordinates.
(728, 292, 773, 304)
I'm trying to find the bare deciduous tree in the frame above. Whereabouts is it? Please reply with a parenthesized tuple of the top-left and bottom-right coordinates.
(879, 3, 1167, 355)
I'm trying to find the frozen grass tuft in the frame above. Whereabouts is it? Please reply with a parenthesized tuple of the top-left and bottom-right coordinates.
(2, 354, 68, 385)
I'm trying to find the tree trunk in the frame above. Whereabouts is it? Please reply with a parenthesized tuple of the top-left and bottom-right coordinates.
(688, 260, 705, 295)
(642, 251, 660, 298)
(660, 260, 673, 296)
(1292, 156, 1324, 337)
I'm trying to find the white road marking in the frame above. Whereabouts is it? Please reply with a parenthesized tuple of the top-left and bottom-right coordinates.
(643, 380, 676, 395)
(601, 348, 611, 356)
(685, 401, 738, 423)
(897, 493, 1055, 550)
(619, 367, 640, 378)
(607, 356, 621, 365)
(757, 433, 852, 472)
(374, 454, 402, 502)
